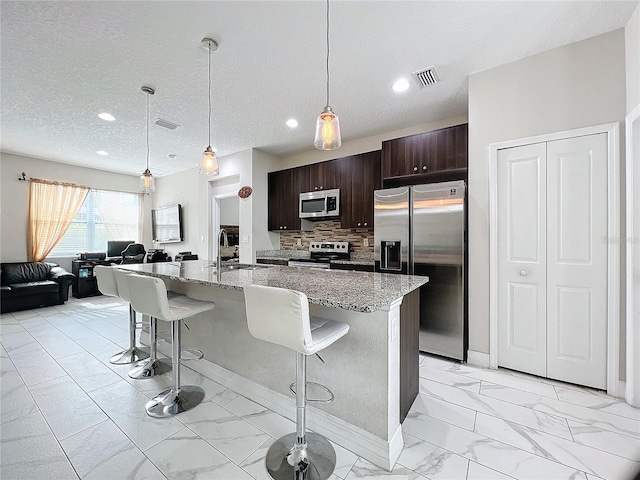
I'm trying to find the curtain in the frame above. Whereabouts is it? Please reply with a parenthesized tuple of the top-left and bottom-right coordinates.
(94, 189, 143, 241)
(28, 178, 90, 262)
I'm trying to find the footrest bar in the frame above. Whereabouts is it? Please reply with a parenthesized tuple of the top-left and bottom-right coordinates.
(289, 381, 335, 404)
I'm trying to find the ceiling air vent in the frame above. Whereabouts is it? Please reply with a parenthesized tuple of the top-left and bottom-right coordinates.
(413, 66, 440, 88)
(154, 118, 180, 130)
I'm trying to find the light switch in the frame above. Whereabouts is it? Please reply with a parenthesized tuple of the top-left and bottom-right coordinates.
(243, 235, 249, 243)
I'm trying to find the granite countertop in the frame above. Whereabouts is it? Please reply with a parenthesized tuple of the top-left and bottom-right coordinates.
(119, 259, 427, 313)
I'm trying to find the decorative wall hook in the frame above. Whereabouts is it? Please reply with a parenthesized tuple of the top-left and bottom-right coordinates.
(18, 172, 27, 181)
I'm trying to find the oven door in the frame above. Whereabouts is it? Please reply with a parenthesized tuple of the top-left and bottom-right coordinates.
(288, 259, 331, 270)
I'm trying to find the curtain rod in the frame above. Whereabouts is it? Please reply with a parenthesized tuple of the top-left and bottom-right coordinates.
(17, 172, 143, 196)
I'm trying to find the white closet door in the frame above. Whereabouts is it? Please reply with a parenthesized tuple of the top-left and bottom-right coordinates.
(498, 143, 547, 376)
(546, 133, 608, 389)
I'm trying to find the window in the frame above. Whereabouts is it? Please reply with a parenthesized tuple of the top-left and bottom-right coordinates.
(49, 190, 142, 257)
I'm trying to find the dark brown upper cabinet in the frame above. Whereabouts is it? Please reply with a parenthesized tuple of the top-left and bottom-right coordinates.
(306, 159, 340, 192)
(268, 169, 301, 231)
(268, 151, 381, 232)
(381, 123, 468, 179)
(339, 150, 381, 229)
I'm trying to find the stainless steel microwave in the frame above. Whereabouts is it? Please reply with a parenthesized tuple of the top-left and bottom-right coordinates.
(299, 189, 340, 219)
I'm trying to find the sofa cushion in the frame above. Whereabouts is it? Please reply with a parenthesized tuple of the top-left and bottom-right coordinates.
(1, 262, 52, 285)
(1, 286, 11, 299)
(10, 281, 59, 297)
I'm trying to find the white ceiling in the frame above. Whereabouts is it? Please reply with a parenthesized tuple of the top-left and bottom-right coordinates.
(1, 1, 637, 177)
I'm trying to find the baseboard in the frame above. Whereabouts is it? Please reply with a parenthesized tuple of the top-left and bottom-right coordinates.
(467, 350, 490, 368)
(185, 358, 403, 471)
(612, 379, 626, 400)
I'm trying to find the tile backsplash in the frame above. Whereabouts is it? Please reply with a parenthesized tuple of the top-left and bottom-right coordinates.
(279, 220, 374, 253)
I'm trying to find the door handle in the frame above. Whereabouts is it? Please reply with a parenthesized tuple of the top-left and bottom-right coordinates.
(519, 270, 528, 276)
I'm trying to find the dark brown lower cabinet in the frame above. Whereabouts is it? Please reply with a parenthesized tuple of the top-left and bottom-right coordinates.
(400, 288, 420, 422)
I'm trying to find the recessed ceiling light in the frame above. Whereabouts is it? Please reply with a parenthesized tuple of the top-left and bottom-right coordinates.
(392, 78, 410, 93)
(96, 150, 108, 156)
(98, 112, 116, 121)
(286, 118, 299, 128)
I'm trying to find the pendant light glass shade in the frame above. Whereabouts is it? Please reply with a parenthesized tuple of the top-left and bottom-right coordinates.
(140, 86, 156, 194)
(314, 105, 341, 150)
(200, 146, 219, 175)
(314, 0, 341, 150)
(200, 38, 219, 175)
(139, 169, 155, 193)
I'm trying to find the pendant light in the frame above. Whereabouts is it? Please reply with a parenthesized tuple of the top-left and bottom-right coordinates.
(200, 37, 219, 175)
(139, 86, 156, 194)
(314, 0, 341, 150)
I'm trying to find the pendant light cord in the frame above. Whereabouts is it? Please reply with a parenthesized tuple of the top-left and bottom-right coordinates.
(146, 90, 150, 171)
(325, 0, 330, 107)
(208, 41, 212, 147)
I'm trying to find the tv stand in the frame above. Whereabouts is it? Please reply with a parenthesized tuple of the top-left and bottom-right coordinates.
(71, 259, 111, 298)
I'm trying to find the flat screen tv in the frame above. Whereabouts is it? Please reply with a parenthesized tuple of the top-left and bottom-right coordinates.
(152, 204, 183, 243)
(107, 240, 134, 258)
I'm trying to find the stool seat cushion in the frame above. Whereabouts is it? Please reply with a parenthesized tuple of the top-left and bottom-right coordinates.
(309, 318, 350, 354)
(244, 284, 349, 355)
(127, 274, 215, 322)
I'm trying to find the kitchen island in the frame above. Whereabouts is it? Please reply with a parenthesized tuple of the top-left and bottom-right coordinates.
(119, 260, 428, 469)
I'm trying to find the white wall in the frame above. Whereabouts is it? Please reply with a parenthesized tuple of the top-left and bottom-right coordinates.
(626, 4, 640, 111)
(219, 197, 239, 225)
(154, 168, 200, 260)
(279, 115, 468, 170)
(467, 29, 627, 355)
(625, 3, 640, 405)
(155, 148, 261, 262)
(0, 152, 148, 271)
(165, 148, 278, 264)
(250, 149, 280, 253)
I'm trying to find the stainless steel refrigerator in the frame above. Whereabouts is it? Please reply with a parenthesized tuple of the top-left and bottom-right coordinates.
(374, 181, 467, 361)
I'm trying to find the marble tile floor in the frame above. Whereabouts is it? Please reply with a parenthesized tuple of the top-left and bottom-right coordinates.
(1, 296, 639, 480)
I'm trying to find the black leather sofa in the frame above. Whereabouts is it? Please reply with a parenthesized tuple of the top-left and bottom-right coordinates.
(1, 262, 75, 313)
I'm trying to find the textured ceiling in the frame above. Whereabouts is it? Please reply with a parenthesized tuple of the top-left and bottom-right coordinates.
(1, 1, 637, 177)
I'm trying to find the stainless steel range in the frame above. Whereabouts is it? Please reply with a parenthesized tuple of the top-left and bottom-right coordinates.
(287, 241, 350, 270)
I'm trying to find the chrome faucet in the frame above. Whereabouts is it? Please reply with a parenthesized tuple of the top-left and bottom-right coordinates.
(217, 229, 228, 281)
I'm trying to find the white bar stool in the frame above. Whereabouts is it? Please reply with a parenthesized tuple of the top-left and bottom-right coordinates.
(112, 269, 170, 379)
(126, 274, 215, 417)
(243, 284, 349, 480)
(94, 266, 149, 365)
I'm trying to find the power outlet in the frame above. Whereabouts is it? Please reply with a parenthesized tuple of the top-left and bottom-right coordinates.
(296, 238, 302, 246)
(363, 238, 369, 247)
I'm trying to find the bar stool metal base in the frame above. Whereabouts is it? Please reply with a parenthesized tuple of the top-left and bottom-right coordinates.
(109, 347, 149, 365)
(265, 432, 336, 480)
(145, 385, 205, 418)
(128, 358, 171, 379)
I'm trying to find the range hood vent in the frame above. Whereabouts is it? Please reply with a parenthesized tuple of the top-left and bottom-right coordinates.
(154, 118, 180, 130)
(413, 66, 440, 88)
